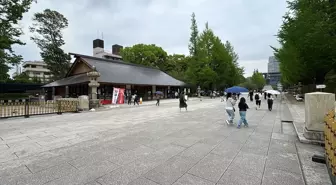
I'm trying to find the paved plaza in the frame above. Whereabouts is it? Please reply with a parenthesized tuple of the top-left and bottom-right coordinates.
(0, 96, 330, 185)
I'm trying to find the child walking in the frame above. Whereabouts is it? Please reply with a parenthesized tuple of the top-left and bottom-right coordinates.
(225, 92, 236, 125)
(237, 97, 249, 128)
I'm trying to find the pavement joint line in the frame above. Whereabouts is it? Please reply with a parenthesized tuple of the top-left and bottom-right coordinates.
(295, 142, 308, 185)
(260, 102, 278, 185)
(24, 164, 33, 174)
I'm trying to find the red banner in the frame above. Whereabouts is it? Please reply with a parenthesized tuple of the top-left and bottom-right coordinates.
(118, 88, 125, 104)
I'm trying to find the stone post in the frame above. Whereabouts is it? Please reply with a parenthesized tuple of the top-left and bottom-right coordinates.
(52, 87, 55, 100)
(87, 67, 100, 109)
(152, 85, 156, 99)
(303, 92, 335, 141)
(65, 86, 69, 98)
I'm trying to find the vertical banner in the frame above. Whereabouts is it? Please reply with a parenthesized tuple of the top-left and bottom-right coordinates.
(118, 88, 125, 104)
(112, 87, 120, 104)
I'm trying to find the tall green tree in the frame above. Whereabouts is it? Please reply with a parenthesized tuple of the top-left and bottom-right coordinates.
(120, 44, 168, 71)
(0, 0, 35, 81)
(188, 12, 199, 57)
(166, 54, 189, 82)
(251, 69, 266, 90)
(186, 21, 243, 89)
(30, 9, 71, 81)
(273, 0, 336, 86)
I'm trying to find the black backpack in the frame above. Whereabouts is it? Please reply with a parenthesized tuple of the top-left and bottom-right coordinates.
(254, 94, 260, 100)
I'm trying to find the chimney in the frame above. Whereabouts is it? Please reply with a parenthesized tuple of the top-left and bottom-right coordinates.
(93, 39, 104, 57)
(112, 44, 123, 56)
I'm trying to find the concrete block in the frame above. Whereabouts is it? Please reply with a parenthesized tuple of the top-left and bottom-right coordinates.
(128, 177, 159, 185)
(218, 169, 261, 185)
(304, 92, 335, 141)
(144, 155, 196, 185)
(262, 167, 304, 185)
(189, 153, 231, 182)
(97, 167, 140, 185)
(266, 153, 301, 175)
(173, 173, 215, 185)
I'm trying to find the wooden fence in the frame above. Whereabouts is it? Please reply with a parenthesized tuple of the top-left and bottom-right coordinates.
(325, 110, 336, 184)
(0, 99, 79, 119)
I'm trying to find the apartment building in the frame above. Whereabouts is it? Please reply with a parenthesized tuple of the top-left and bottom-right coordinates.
(22, 61, 52, 83)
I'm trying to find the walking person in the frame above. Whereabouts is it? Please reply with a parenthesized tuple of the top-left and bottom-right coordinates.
(179, 92, 187, 111)
(156, 95, 161, 106)
(237, 97, 249, 128)
(248, 90, 254, 102)
(254, 91, 261, 110)
(225, 92, 236, 125)
(264, 92, 267, 100)
(133, 93, 139, 106)
(127, 93, 132, 105)
(267, 93, 274, 111)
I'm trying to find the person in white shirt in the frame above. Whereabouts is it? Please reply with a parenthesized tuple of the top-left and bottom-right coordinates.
(225, 92, 237, 125)
(254, 92, 261, 110)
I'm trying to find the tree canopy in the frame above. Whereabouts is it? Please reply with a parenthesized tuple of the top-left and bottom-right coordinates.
(120, 13, 244, 91)
(0, 0, 35, 81)
(30, 9, 71, 81)
(273, 0, 336, 86)
(186, 18, 244, 90)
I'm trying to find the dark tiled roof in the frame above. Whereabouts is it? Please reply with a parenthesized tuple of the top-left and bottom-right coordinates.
(42, 73, 88, 87)
(82, 55, 185, 86)
(43, 54, 186, 87)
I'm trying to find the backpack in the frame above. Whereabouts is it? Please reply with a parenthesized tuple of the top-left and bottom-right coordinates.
(254, 94, 260, 100)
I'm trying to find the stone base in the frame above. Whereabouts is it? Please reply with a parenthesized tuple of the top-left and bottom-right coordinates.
(89, 99, 100, 109)
(303, 127, 324, 141)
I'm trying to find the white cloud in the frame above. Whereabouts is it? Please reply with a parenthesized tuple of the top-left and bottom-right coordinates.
(10, 0, 286, 77)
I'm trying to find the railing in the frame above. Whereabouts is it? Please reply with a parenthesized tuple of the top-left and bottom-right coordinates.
(0, 99, 79, 119)
(325, 109, 336, 184)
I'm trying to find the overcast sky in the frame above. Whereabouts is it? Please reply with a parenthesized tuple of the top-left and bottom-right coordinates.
(12, 0, 287, 77)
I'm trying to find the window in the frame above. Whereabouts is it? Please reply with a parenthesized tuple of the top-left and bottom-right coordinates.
(34, 72, 40, 75)
(44, 72, 50, 75)
(31, 65, 36, 68)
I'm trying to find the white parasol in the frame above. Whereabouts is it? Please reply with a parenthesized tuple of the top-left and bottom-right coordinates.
(265, 90, 281, 95)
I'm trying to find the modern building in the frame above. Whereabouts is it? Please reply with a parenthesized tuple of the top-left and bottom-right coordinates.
(42, 39, 187, 102)
(266, 56, 281, 86)
(268, 56, 280, 73)
(22, 61, 52, 83)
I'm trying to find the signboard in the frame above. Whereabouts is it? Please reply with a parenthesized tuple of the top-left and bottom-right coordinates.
(112, 88, 120, 104)
(112, 87, 125, 104)
(316, 84, 326, 89)
(277, 83, 283, 91)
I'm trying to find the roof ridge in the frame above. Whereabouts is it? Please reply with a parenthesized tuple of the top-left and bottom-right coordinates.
(69, 53, 160, 71)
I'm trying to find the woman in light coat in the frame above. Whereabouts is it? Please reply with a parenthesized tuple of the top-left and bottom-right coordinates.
(225, 92, 236, 125)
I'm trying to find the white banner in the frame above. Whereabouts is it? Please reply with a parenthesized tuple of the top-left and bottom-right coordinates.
(112, 88, 120, 104)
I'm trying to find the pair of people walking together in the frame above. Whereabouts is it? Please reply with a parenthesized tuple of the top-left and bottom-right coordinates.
(225, 93, 249, 128)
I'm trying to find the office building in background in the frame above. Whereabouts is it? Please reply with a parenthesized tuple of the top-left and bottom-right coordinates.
(266, 56, 281, 86)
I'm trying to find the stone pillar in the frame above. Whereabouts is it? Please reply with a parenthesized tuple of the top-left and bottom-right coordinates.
(52, 87, 55, 100)
(87, 67, 101, 109)
(152, 85, 156, 99)
(65, 86, 69, 98)
(303, 92, 335, 141)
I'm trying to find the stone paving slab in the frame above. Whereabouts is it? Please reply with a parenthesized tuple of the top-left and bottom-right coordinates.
(0, 96, 331, 185)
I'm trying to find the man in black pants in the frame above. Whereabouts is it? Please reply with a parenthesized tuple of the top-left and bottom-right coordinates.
(255, 92, 261, 110)
(156, 95, 160, 106)
(248, 91, 254, 102)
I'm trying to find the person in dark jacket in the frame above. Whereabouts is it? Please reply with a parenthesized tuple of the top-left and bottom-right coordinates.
(267, 93, 274, 111)
(248, 90, 254, 102)
(179, 92, 187, 111)
(237, 97, 249, 128)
